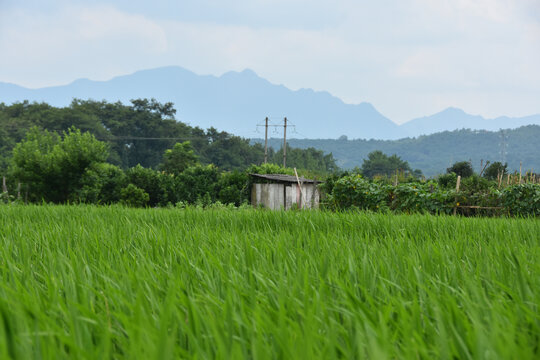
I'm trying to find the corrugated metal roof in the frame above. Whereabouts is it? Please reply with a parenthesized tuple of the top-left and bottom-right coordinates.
(249, 173, 321, 184)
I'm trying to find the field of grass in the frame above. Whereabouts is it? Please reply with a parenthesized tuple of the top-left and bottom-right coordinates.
(0, 205, 539, 359)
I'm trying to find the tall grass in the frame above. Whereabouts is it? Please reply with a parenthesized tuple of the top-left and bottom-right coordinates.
(0, 205, 538, 359)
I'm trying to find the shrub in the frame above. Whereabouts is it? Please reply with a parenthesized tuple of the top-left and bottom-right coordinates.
(75, 163, 126, 204)
(326, 174, 389, 211)
(120, 184, 149, 207)
(125, 165, 167, 207)
(217, 171, 250, 206)
(173, 165, 220, 204)
(437, 172, 458, 189)
(502, 184, 540, 216)
(246, 163, 295, 176)
(390, 182, 454, 214)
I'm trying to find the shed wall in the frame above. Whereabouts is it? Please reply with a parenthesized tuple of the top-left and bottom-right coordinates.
(251, 183, 320, 210)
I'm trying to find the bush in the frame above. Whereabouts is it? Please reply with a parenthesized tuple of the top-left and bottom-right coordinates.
(326, 174, 389, 211)
(246, 163, 295, 176)
(390, 182, 454, 214)
(502, 184, 540, 216)
(173, 165, 221, 204)
(217, 171, 250, 206)
(319, 170, 354, 197)
(453, 175, 500, 209)
(75, 163, 126, 204)
(125, 165, 167, 207)
(437, 172, 457, 189)
(120, 184, 149, 207)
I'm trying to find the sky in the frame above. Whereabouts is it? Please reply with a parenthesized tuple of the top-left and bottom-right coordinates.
(0, 0, 539, 124)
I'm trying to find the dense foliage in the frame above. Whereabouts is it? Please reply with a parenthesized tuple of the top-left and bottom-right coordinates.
(0, 206, 538, 358)
(325, 174, 539, 216)
(10, 127, 109, 203)
(483, 161, 508, 180)
(255, 125, 540, 176)
(0, 100, 337, 174)
(1, 101, 538, 216)
(446, 161, 474, 177)
(360, 150, 421, 178)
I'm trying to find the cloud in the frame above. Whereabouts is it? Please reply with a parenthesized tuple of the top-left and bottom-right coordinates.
(0, 0, 538, 123)
(0, 4, 167, 86)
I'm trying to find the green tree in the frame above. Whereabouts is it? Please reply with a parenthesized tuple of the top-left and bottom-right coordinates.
(483, 161, 507, 181)
(76, 163, 127, 204)
(125, 165, 167, 207)
(447, 161, 474, 178)
(120, 184, 150, 207)
(201, 128, 265, 170)
(10, 127, 108, 202)
(161, 141, 199, 175)
(272, 144, 338, 173)
(361, 151, 413, 178)
(217, 171, 250, 206)
(173, 165, 221, 204)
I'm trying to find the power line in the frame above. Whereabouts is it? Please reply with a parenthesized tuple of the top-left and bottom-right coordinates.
(256, 117, 293, 167)
(96, 136, 202, 141)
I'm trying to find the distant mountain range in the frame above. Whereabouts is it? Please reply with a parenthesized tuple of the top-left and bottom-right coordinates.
(1, 66, 539, 140)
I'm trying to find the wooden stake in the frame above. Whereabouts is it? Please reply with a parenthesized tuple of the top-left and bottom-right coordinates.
(519, 162, 522, 184)
(479, 160, 489, 177)
(263, 117, 268, 164)
(293, 168, 306, 209)
(453, 175, 461, 216)
(283, 117, 287, 168)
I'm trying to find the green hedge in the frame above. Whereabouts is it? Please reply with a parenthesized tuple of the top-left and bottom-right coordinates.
(326, 174, 539, 216)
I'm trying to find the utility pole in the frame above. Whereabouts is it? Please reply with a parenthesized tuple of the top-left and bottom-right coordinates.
(283, 117, 287, 168)
(256, 117, 294, 167)
(264, 117, 268, 164)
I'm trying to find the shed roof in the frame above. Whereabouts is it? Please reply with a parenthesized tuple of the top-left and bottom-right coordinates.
(249, 173, 321, 184)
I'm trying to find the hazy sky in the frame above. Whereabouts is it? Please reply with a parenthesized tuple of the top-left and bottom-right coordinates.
(1, 0, 539, 123)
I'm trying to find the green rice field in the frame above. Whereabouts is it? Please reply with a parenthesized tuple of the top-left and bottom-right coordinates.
(0, 205, 539, 359)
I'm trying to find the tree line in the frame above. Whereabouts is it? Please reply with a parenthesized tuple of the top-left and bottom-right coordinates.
(256, 125, 540, 176)
(6, 98, 527, 210)
(0, 99, 340, 206)
(0, 99, 338, 174)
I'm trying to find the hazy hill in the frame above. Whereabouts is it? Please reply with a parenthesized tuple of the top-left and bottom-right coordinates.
(253, 125, 540, 177)
(0, 67, 399, 139)
(401, 107, 540, 137)
(1, 66, 539, 139)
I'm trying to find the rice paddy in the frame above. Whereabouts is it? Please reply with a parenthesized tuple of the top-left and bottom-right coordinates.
(0, 205, 539, 359)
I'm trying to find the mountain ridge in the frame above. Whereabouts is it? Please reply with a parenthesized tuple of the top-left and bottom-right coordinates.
(1, 66, 539, 139)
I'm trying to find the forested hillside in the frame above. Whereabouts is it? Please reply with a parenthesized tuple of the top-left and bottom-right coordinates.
(254, 126, 540, 177)
(0, 100, 337, 174)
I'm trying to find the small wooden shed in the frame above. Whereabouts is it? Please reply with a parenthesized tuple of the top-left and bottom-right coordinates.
(250, 173, 321, 210)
